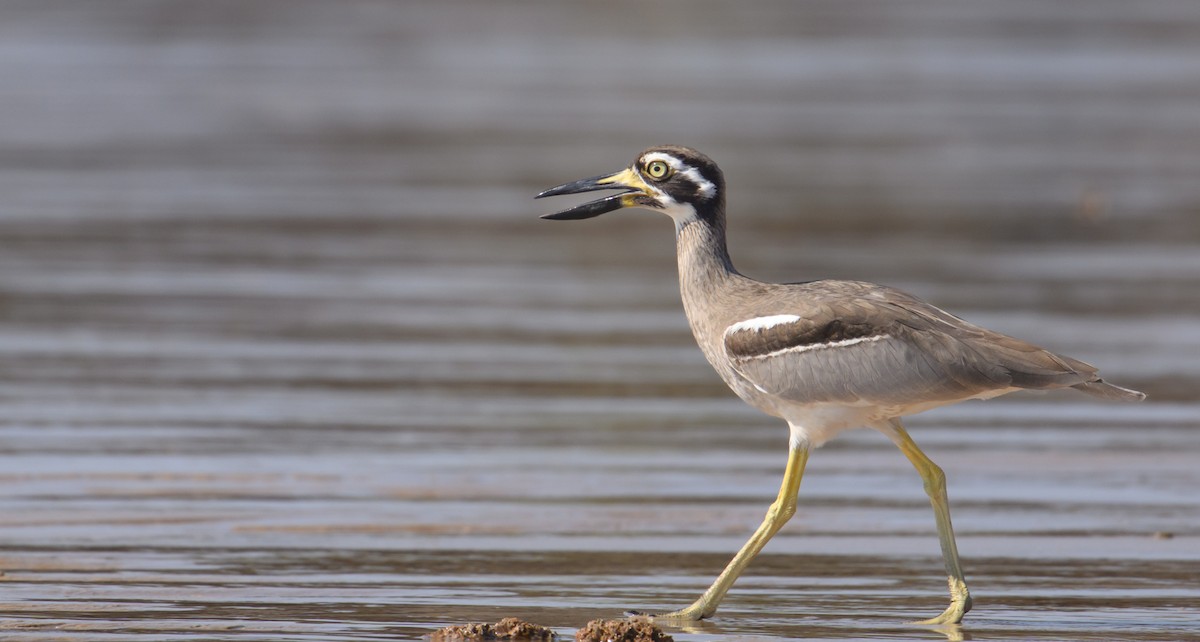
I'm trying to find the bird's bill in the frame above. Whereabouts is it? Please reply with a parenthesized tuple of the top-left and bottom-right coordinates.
(536, 167, 652, 220)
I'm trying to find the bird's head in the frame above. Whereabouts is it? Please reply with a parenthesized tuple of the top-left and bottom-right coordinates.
(537, 145, 725, 225)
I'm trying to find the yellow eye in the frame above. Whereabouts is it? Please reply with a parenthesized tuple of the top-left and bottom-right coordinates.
(645, 160, 671, 180)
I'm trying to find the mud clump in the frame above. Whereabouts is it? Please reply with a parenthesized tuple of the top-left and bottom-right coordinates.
(432, 617, 556, 641)
(574, 618, 673, 642)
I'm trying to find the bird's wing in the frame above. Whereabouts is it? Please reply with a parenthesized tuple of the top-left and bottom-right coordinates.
(721, 282, 1100, 409)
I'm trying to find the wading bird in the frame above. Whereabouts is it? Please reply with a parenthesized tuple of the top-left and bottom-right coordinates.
(537, 145, 1144, 624)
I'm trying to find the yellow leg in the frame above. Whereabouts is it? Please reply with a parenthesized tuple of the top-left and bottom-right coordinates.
(885, 418, 972, 625)
(655, 444, 810, 621)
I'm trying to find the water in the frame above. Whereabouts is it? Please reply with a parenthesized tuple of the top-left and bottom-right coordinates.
(0, 1, 1198, 640)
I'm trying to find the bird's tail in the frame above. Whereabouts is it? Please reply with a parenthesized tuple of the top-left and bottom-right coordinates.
(1072, 379, 1147, 402)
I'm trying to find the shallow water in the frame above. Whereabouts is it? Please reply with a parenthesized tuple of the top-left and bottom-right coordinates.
(1, 1, 1198, 640)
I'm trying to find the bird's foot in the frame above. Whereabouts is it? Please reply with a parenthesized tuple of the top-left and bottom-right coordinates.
(624, 603, 709, 622)
(911, 578, 971, 625)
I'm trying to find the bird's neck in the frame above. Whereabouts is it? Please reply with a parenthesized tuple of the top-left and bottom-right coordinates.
(675, 214, 737, 283)
(674, 212, 743, 347)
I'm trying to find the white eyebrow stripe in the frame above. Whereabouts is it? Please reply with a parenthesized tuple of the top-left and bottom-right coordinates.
(643, 152, 681, 167)
(642, 152, 717, 199)
(726, 314, 802, 334)
(679, 166, 716, 198)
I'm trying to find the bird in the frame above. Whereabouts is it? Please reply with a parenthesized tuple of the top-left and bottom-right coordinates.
(535, 145, 1145, 625)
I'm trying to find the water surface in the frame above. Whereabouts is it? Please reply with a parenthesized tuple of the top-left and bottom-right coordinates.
(0, 1, 1197, 640)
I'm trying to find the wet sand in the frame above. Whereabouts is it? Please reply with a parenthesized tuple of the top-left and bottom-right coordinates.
(1, 1, 1198, 640)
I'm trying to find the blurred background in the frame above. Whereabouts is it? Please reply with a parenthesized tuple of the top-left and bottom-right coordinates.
(0, 1, 1196, 640)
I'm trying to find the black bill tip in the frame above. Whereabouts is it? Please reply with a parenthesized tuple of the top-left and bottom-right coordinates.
(539, 191, 631, 220)
(537, 170, 644, 220)
(535, 174, 619, 200)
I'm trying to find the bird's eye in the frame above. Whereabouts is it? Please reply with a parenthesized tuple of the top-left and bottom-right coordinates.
(645, 160, 671, 180)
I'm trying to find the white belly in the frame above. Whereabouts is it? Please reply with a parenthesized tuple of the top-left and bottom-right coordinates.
(780, 403, 879, 449)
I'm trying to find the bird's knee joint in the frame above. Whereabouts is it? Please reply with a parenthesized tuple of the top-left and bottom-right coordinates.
(769, 499, 797, 522)
(923, 464, 947, 496)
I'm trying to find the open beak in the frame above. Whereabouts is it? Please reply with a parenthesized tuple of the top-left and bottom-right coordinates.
(536, 167, 654, 220)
